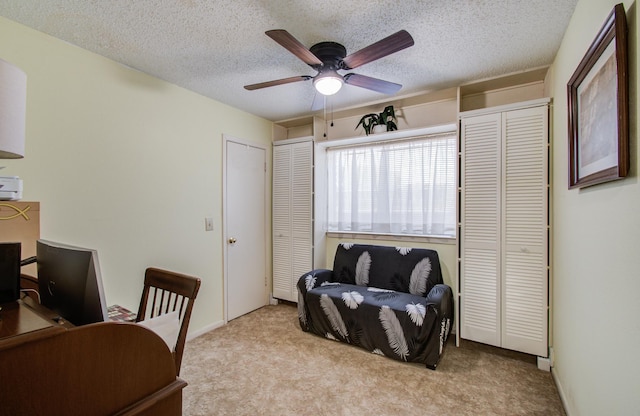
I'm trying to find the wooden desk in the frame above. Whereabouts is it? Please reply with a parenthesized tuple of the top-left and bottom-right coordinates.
(0, 298, 186, 416)
(0, 298, 66, 348)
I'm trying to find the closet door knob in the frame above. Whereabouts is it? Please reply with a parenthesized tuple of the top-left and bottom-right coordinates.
(228, 237, 237, 244)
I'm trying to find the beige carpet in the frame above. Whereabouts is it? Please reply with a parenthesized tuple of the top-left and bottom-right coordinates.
(181, 303, 565, 416)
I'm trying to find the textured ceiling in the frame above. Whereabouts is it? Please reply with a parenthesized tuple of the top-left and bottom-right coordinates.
(0, 1, 578, 122)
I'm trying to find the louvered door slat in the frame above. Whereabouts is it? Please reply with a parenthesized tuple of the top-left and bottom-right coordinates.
(273, 146, 291, 234)
(291, 143, 313, 239)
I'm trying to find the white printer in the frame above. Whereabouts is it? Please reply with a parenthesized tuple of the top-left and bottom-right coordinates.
(0, 176, 23, 200)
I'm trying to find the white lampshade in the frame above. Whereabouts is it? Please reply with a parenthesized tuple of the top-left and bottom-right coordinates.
(0, 58, 27, 159)
(314, 69, 343, 96)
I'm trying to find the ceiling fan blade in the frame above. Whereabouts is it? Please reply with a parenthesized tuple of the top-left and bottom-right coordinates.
(341, 30, 414, 70)
(343, 73, 402, 95)
(266, 30, 323, 66)
(244, 75, 311, 91)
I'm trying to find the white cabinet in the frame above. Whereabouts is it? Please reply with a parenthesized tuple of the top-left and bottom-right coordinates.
(459, 100, 549, 357)
(272, 140, 313, 302)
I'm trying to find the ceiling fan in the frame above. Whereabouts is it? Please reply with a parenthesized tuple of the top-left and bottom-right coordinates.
(244, 29, 415, 97)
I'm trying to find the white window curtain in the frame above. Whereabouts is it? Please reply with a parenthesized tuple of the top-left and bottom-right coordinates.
(327, 132, 457, 237)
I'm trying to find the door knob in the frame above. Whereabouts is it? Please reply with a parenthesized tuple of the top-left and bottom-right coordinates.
(228, 237, 237, 244)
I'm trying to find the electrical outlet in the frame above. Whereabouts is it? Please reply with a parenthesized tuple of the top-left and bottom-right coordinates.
(205, 217, 214, 231)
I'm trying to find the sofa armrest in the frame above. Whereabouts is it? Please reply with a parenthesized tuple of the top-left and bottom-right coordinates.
(426, 284, 453, 316)
(296, 269, 333, 332)
(426, 284, 454, 336)
(422, 284, 455, 368)
(296, 269, 333, 296)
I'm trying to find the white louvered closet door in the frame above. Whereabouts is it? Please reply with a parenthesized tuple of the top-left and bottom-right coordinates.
(272, 144, 292, 301)
(460, 101, 549, 357)
(272, 140, 313, 302)
(460, 112, 502, 347)
(501, 106, 548, 357)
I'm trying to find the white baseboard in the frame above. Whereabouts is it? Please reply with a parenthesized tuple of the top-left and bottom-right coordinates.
(552, 368, 571, 416)
(186, 319, 225, 341)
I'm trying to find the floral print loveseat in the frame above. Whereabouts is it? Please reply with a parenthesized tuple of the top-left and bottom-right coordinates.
(297, 243, 454, 369)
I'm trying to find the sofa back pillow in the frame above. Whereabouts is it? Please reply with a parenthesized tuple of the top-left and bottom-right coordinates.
(332, 243, 443, 296)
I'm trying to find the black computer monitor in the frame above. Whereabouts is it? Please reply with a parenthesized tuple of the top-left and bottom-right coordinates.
(36, 239, 108, 326)
(0, 242, 21, 303)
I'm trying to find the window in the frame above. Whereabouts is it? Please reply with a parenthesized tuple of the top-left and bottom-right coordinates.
(326, 131, 457, 237)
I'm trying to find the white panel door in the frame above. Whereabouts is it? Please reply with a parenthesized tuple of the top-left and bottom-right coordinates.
(460, 112, 502, 347)
(501, 106, 548, 356)
(225, 139, 267, 321)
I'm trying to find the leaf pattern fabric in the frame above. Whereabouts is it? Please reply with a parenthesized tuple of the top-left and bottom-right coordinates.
(367, 287, 394, 293)
(305, 274, 317, 291)
(355, 251, 371, 286)
(297, 291, 307, 327)
(409, 257, 431, 295)
(320, 294, 348, 339)
(396, 247, 412, 255)
(379, 305, 409, 361)
(405, 302, 426, 326)
(342, 291, 364, 309)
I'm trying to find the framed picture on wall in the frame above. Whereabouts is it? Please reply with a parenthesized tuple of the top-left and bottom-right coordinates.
(567, 3, 628, 189)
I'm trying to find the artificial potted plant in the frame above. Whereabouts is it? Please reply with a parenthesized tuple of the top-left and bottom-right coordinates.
(355, 105, 398, 135)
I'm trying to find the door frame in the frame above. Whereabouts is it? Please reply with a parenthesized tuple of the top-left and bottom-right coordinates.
(222, 134, 269, 323)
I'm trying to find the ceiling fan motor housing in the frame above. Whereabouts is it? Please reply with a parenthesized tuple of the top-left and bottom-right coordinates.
(309, 42, 347, 70)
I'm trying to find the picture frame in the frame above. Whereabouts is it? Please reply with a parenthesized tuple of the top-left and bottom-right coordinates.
(567, 3, 628, 189)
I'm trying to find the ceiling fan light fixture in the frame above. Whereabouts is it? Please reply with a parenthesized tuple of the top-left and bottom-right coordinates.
(313, 69, 343, 96)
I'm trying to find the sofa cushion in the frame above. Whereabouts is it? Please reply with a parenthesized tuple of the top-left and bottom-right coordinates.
(306, 282, 438, 362)
(331, 243, 443, 296)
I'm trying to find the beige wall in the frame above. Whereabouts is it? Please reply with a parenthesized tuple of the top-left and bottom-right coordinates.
(548, 1, 640, 414)
(0, 17, 273, 334)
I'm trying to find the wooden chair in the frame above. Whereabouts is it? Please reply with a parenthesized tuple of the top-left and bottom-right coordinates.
(136, 267, 201, 376)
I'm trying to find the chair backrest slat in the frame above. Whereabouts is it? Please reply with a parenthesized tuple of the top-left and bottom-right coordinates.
(135, 267, 201, 375)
